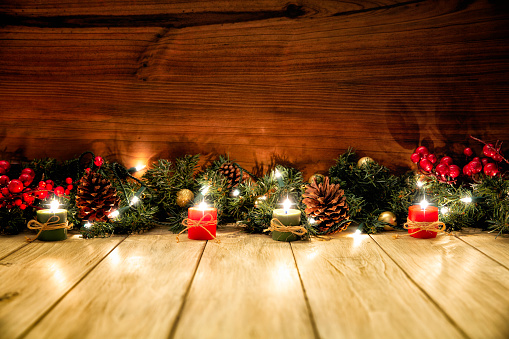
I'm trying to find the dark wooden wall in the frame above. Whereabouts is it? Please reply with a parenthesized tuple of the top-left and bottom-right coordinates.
(1, 0, 509, 178)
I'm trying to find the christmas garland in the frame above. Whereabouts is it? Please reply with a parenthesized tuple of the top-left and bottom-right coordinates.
(0, 136, 507, 238)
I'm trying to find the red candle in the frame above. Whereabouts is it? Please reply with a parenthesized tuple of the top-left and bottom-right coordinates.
(407, 204, 439, 239)
(187, 203, 218, 240)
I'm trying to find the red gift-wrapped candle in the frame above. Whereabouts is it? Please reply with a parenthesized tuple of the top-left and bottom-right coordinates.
(187, 202, 218, 240)
(407, 203, 439, 239)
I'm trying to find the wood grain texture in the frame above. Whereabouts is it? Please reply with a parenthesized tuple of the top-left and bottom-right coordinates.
(0, 234, 27, 259)
(1, 0, 509, 177)
(371, 232, 509, 339)
(25, 229, 205, 339)
(457, 233, 509, 269)
(0, 234, 125, 339)
(173, 230, 316, 339)
(292, 229, 464, 339)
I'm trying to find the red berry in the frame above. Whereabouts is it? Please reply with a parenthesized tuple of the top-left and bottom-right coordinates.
(436, 164, 449, 176)
(415, 146, 429, 156)
(0, 168, 4, 175)
(449, 165, 460, 178)
(21, 168, 35, 178)
(8, 179, 24, 194)
(427, 154, 437, 164)
(463, 165, 472, 176)
(0, 175, 9, 186)
(463, 148, 473, 157)
(67, 184, 73, 191)
(473, 157, 480, 162)
(0, 160, 11, 171)
(492, 153, 503, 162)
(1, 187, 10, 196)
(54, 186, 65, 196)
(419, 158, 433, 172)
(19, 173, 32, 183)
(94, 156, 104, 167)
(64, 189, 71, 195)
(484, 163, 497, 176)
(440, 156, 453, 166)
(45, 180, 54, 187)
(65, 177, 73, 185)
(481, 158, 489, 165)
(14, 198, 22, 206)
(38, 181, 46, 188)
(410, 153, 421, 163)
(483, 144, 495, 157)
(20, 204, 27, 210)
(470, 161, 482, 174)
(36, 191, 48, 199)
(46, 184, 53, 191)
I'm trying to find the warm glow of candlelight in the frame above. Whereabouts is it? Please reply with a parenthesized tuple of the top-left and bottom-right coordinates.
(282, 198, 292, 213)
(49, 200, 59, 212)
(419, 199, 429, 210)
(198, 201, 208, 210)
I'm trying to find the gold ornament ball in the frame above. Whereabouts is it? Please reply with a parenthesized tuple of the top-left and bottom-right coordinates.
(357, 156, 375, 168)
(308, 173, 325, 184)
(378, 211, 397, 231)
(176, 189, 194, 207)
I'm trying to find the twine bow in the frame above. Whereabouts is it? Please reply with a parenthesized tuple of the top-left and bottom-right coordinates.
(264, 218, 308, 237)
(177, 213, 220, 243)
(402, 218, 446, 237)
(26, 215, 73, 242)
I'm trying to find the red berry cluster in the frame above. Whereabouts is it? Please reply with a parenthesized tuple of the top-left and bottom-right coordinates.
(0, 160, 74, 210)
(462, 144, 501, 177)
(411, 146, 460, 181)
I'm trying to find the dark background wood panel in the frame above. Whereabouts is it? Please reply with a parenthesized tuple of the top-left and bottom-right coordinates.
(1, 0, 508, 178)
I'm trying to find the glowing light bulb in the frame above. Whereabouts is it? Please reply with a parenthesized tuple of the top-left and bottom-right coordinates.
(460, 197, 472, 203)
(354, 229, 362, 235)
(84, 222, 92, 229)
(109, 210, 120, 219)
(274, 169, 281, 178)
(49, 200, 59, 212)
(308, 217, 316, 225)
(198, 201, 208, 210)
(417, 180, 424, 188)
(419, 199, 429, 210)
(130, 196, 140, 206)
(136, 164, 146, 172)
(441, 207, 449, 215)
(232, 189, 240, 197)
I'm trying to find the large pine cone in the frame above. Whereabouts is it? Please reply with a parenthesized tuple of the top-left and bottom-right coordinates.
(76, 170, 120, 221)
(302, 176, 349, 234)
(218, 162, 250, 189)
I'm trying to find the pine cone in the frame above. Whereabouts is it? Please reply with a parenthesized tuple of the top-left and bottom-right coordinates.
(302, 176, 349, 234)
(76, 170, 120, 222)
(218, 162, 250, 189)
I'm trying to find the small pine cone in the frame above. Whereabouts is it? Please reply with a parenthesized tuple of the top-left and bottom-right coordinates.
(76, 170, 120, 222)
(218, 162, 249, 188)
(302, 176, 349, 234)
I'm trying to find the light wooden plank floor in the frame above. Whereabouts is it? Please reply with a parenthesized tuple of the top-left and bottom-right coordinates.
(0, 226, 508, 339)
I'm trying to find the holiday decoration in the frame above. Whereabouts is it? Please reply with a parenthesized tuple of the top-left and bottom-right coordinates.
(76, 170, 120, 222)
(218, 161, 250, 189)
(405, 200, 445, 239)
(182, 201, 218, 241)
(302, 176, 350, 235)
(176, 189, 194, 207)
(357, 156, 375, 168)
(308, 173, 324, 184)
(377, 211, 397, 231)
(266, 198, 304, 241)
(28, 200, 71, 242)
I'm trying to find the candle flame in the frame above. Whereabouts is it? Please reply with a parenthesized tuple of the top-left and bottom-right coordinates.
(283, 198, 292, 212)
(49, 200, 59, 212)
(419, 199, 429, 210)
(198, 201, 208, 210)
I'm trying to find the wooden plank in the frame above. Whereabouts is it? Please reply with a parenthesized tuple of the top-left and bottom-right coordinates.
(172, 230, 316, 339)
(456, 232, 509, 269)
(0, 234, 28, 259)
(292, 229, 464, 339)
(24, 228, 205, 339)
(371, 232, 509, 339)
(1, 1, 509, 177)
(0, 234, 125, 339)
